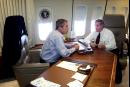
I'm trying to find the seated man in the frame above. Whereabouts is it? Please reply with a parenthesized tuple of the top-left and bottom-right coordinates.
(84, 19, 116, 50)
(40, 19, 79, 65)
(84, 19, 122, 84)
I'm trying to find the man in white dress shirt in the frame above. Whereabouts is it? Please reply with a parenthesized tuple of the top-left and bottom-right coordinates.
(84, 19, 117, 50)
(40, 19, 79, 65)
(84, 19, 122, 84)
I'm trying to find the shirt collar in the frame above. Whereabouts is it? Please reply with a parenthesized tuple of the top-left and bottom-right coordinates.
(97, 28, 105, 34)
(56, 30, 64, 38)
(100, 28, 106, 34)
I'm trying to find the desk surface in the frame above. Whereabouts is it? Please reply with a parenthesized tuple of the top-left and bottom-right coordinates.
(38, 49, 117, 87)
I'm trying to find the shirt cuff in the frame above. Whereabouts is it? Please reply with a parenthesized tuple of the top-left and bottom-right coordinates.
(70, 47, 76, 53)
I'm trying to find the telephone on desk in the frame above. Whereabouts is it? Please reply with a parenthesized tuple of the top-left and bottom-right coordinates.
(78, 64, 91, 74)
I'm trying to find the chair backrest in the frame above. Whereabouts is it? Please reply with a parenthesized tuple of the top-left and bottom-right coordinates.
(2, 16, 28, 64)
(103, 14, 126, 56)
(28, 49, 42, 63)
(2, 16, 28, 78)
(17, 49, 42, 65)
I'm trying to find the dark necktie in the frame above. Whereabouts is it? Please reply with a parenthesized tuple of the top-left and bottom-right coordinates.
(96, 32, 100, 44)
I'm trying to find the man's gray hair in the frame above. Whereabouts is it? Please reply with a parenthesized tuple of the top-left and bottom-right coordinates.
(56, 19, 67, 30)
(95, 19, 104, 25)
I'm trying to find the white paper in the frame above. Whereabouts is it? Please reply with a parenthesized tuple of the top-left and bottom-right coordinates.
(72, 72, 87, 82)
(30, 77, 61, 87)
(56, 61, 80, 72)
(67, 80, 83, 87)
(72, 42, 86, 50)
(86, 65, 91, 69)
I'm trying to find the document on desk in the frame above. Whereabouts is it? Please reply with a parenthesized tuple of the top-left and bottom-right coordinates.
(72, 72, 87, 82)
(56, 61, 80, 72)
(67, 80, 83, 87)
(72, 42, 86, 50)
(30, 77, 61, 87)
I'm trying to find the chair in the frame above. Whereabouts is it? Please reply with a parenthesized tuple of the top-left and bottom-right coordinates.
(103, 14, 128, 69)
(11, 20, 49, 87)
(1, 16, 28, 78)
(13, 49, 49, 87)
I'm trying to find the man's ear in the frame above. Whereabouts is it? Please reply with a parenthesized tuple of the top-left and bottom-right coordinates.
(58, 27, 63, 33)
(58, 27, 62, 30)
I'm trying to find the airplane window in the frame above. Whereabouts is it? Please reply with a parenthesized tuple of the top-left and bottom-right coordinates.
(91, 6, 103, 32)
(38, 22, 53, 40)
(73, 5, 87, 36)
(91, 20, 96, 32)
(74, 20, 86, 36)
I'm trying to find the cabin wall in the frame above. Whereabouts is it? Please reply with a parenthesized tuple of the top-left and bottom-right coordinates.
(0, 0, 129, 51)
(34, 0, 73, 44)
(34, 0, 129, 44)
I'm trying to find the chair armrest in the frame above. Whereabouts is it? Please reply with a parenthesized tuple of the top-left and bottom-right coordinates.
(14, 63, 49, 68)
(13, 63, 49, 87)
(124, 38, 129, 47)
(13, 63, 49, 75)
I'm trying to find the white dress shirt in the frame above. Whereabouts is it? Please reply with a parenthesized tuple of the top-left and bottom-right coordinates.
(84, 28, 117, 50)
(40, 30, 76, 63)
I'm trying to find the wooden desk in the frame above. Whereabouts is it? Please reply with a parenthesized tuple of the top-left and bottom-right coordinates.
(35, 49, 117, 87)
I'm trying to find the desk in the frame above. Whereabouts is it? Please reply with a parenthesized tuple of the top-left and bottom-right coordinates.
(30, 49, 117, 87)
(41, 49, 117, 87)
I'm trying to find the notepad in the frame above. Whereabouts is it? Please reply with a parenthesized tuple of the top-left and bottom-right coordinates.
(67, 80, 83, 87)
(56, 61, 80, 72)
(30, 77, 61, 87)
(72, 72, 87, 82)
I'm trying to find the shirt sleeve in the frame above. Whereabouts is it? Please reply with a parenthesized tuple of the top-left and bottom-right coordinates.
(105, 31, 117, 50)
(65, 43, 74, 48)
(54, 36, 76, 57)
(84, 32, 94, 43)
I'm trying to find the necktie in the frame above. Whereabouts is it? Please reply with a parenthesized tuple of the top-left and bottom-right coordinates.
(96, 32, 100, 44)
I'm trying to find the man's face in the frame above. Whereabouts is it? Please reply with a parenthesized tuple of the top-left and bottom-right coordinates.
(61, 22, 69, 34)
(95, 22, 103, 32)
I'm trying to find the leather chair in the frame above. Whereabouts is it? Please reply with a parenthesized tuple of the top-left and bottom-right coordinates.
(103, 14, 128, 69)
(13, 49, 49, 87)
(13, 35, 49, 87)
(2, 16, 28, 78)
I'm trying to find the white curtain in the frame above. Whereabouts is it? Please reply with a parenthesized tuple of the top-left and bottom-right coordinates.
(25, 0, 36, 47)
(0, 0, 35, 51)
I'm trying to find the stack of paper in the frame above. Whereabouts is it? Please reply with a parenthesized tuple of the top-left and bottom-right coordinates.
(67, 80, 83, 87)
(30, 77, 61, 87)
(72, 72, 87, 82)
(56, 61, 80, 72)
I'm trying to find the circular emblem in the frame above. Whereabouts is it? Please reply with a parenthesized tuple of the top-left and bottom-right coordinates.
(40, 9, 50, 19)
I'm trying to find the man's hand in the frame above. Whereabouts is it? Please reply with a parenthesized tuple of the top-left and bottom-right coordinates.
(73, 44, 79, 50)
(71, 43, 78, 47)
(90, 42, 97, 48)
(98, 43, 106, 49)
